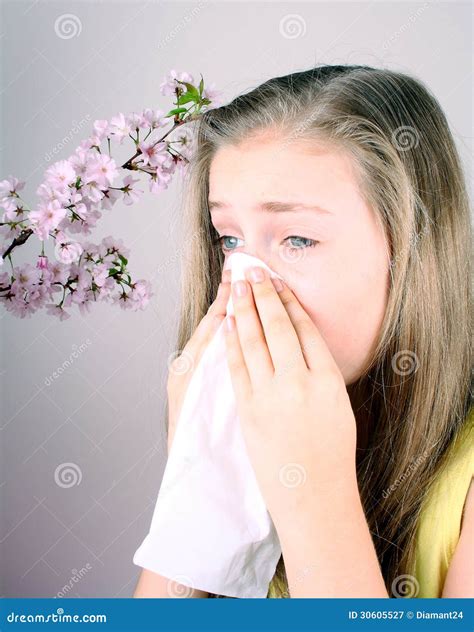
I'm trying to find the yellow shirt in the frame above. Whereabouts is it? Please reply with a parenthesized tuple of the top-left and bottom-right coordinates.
(267, 405, 474, 599)
(408, 405, 474, 597)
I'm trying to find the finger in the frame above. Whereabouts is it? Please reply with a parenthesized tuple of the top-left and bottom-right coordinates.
(230, 278, 274, 387)
(268, 276, 338, 374)
(223, 314, 252, 404)
(244, 267, 307, 375)
(177, 279, 231, 369)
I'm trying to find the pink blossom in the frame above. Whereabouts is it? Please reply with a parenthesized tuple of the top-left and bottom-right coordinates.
(127, 112, 148, 130)
(0, 220, 23, 241)
(36, 182, 71, 206)
(109, 112, 132, 144)
(28, 199, 68, 241)
(69, 147, 97, 180)
(84, 154, 118, 189)
(45, 303, 71, 321)
(102, 235, 131, 259)
(44, 260, 70, 286)
(202, 82, 224, 107)
(138, 140, 170, 169)
(44, 160, 77, 189)
(101, 188, 121, 210)
(129, 279, 153, 309)
(75, 265, 93, 291)
(63, 285, 94, 315)
(159, 70, 194, 96)
(80, 182, 104, 205)
(2, 201, 27, 223)
(149, 169, 173, 194)
(62, 207, 102, 235)
(167, 126, 195, 161)
(5, 263, 50, 318)
(142, 108, 167, 129)
(37, 255, 49, 270)
(13, 263, 41, 290)
(92, 119, 110, 141)
(121, 175, 143, 206)
(97, 276, 116, 301)
(5, 297, 36, 318)
(0, 197, 19, 213)
(55, 239, 83, 264)
(0, 176, 25, 199)
(92, 262, 109, 287)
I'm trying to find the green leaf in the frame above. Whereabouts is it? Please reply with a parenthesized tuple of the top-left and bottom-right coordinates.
(177, 81, 199, 97)
(107, 268, 120, 277)
(178, 92, 199, 105)
(198, 75, 204, 96)
(118, 254, 128, 267)
(165, 107, 188, 117)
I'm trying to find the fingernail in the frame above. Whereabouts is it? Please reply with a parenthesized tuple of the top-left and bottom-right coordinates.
(272, 277, 284, 292)
(232, 280, 247, 297)
(249, 266, 265, 283)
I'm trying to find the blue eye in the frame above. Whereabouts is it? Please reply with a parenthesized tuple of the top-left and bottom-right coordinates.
(212, 235, 318, 253)
(212, 235, 244, 252)
(285, 236, 318, 250)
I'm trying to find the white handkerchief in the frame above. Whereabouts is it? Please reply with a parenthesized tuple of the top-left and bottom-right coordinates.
(133, 252, 284, 598)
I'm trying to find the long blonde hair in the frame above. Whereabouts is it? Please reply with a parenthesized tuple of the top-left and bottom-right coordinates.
(170, 65, 473, 597)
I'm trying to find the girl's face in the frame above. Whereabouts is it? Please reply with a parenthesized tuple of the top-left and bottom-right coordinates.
(208, 136, 390, 385)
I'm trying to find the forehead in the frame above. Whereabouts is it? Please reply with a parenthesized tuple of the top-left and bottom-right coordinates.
(208, 138, 362, 211)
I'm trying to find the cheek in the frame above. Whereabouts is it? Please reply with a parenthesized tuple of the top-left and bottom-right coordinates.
(285, 259, 389, 384)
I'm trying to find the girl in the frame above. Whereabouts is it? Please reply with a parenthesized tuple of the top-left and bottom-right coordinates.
(134, 64, 473, 598)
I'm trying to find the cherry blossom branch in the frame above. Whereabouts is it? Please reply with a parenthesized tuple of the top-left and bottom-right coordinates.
(0, 71, 222, 320)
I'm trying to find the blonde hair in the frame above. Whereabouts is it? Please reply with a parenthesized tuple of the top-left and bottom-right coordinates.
(169, 65, 473, 597)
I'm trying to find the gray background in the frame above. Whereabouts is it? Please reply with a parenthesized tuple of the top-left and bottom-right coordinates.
(0, 0, 471, 598)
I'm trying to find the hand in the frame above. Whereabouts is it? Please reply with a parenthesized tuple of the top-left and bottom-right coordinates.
(166, 269, 231, 453)
(223, 267, 357, 531)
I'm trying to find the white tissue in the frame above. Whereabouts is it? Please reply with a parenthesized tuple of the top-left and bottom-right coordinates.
(133, 252, 284, 598)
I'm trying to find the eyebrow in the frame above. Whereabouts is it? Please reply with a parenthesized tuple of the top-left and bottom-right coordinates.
(208, 200, 333, 215)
